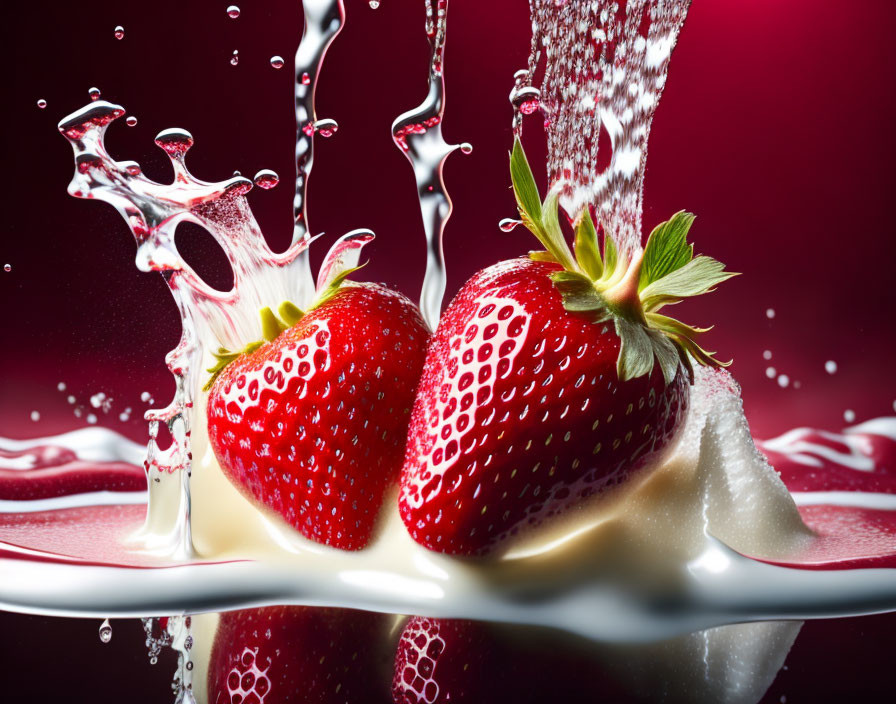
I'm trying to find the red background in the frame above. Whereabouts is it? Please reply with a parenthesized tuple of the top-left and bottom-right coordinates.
(2, 0, 895, 701)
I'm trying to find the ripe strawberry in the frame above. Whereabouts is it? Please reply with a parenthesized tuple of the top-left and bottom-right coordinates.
(207, 233, 429, 550)
(208, 606, 392, 704)
(399, 139, 735, 555)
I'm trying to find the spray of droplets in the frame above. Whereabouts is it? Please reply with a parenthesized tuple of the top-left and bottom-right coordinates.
(516, 0, 692, 254)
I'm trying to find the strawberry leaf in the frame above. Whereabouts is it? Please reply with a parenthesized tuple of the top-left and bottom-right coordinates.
(540, 188, 579, 272)
(574, 209, 603, 280)
(510, 138, 542, 226)
(550, 271, 609, 318)
(639, 211, 695, 291)
(640, 256, 737, 311)
(615, 318, 655, 381)
(529, 250, 559, 263)
(603, 228, 619, 279)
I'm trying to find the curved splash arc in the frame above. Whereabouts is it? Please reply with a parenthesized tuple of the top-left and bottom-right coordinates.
(55, 0, 355, 559)
(517, 0, 691, 255)
(392, 0, 471, 330)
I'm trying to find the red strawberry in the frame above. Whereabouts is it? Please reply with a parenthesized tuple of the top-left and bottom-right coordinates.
(398, 139, 735, 555)
(208, 606, 392, 704)
(207, 234, 429, 550)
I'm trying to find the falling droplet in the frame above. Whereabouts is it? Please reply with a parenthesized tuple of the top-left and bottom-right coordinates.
(99, 619, 113, 643)
(765, 366, 776, 379)
(114, 25, 124, 40)
(314, 118, 338, 138)
(777, 374, 790, 388)
(301, 72, 310, 85)
(140, 391, 152, 402)
(499, 218, 522, 232)
(126, 116, 138, 127)
(30, 411, 40, 422)
(88, 87, 101, 101)
(253, 169, 280, 190)
(230, 50, 240, 66)
(762, 350, 772, 360)
(3, 264, 10, 272)
(227, 5, 241, 18)
(765, 308, 775, 319)
(824, 360, 837, 375)
(843, 409, 856, 423)
(37, 99, 47, 109)
(57, 382, 66, 392)
(86, 413, 98, 425)
(460, 142, 473, 154)
(270, 55, 285, 70)
(369, 0, 381, 8)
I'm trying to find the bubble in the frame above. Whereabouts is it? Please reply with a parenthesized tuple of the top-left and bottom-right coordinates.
(114, 25, 124, 40)
(30, 411, 40, 422)
(499, 218, 522, 232)
(227, 5, 241, 18)
(126, 116, 138, 127)
(765, 366, 776, 379)
(777, 374, 790, 388)
(99, 619, 113, 643)
(3, 264, 10, 272)
(765, 308, 775, 319)
(57, 382, 66, 392)
(270, 55, 285, 70)
(301, 72, 310, 85)
(369, 0, 381, 7)
(314, 118, 338, 137)
(843, 409, 856, 423)
(253, 169, 280, 190)
(230, 50, 240, 66)
(37, 99, 47, 109)
(825, 360, 837, 375)
(88, 87, 101, 101)
(762, 350, 772, 360)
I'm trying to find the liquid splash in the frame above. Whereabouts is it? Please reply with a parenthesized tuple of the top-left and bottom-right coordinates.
(391, 0, 471, 330)
(516, 0, 691, 255)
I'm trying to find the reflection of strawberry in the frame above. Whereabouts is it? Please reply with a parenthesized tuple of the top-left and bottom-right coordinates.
(207, 234, 429, 550)
(399, 140, 735, 555)
(208, 606, 391, 704)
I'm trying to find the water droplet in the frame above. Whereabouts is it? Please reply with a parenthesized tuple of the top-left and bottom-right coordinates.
(67, 395, 76, 405)
(126, 116, 138, 127)
(30, 411, 40, 422)
(843, 409, 856, 423)
(762, 350, 772, 360)
(3, 264, 10, 272)
(253, 169, 280, 190)
(37, 99, 47, 109)
(777, 374, 790, 388)
(86, 413, 98, 425)
(90, 393, 106, 408)
(99, 619, 113, 643)
(119, 412, 130, 422)
(824, 360, 837, 375)
(114, 25, 124, 40)
(141, 391, 152, 402)
(150, 656, 158, 665)
(765, 366, 776, 379)
(301, 72, 311, 85)
(369, 0, 381, 8)
(314, 118, 338, 138)
(765, 308, 775, 319)
(57, 382, 66, 392)
(227, 5, 241, 19)
(186, 661, 194, 671)
(230, 50, 240, 66)
(88, 87, 101, 101)
(460, 142, 473, 154)
(499, 218, 522, 232)
(270, 55, 285, 70)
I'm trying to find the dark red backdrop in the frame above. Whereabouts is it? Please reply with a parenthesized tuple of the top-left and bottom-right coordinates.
(2, 0, 895, 701)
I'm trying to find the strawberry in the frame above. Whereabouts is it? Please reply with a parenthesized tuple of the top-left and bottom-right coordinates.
(399, 140, 735, 555)
(208, 606, 392, 704)
(206, 233, 429, 550)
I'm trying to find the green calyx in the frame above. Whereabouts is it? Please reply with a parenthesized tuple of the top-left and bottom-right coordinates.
(509, 137, 738, 385)
(202, 263, 366, 392)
